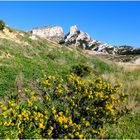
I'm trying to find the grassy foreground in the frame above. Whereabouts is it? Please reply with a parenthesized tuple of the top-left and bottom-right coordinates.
(0, 28, 140, 138)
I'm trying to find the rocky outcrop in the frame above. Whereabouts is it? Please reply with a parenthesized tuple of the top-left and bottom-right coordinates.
(29, 26, 64, 43)
(131, 48, 140, 55)
(29, 25, 140, 55)
(65, 25, 80, 45)
(114, 46, 140, 55)
(75, 32, 91, 49)
(64, 25, 140, 55)
(93, 45, 140, 55)
(65, 26, 140, 55)
(65, 25, 98, 50)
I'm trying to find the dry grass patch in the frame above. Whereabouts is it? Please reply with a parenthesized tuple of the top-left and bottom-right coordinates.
(102, 73, 120, 85)
(0, 28, 29, 45)
(0, 50, 13, 59)
(125, 80, 140, 90)
(117, 63, 140, 71)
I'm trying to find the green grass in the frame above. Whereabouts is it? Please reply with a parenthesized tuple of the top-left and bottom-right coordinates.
(104, 113, 140, 139)
(0, 29, 140, 138)
(0, 37, 94, 96)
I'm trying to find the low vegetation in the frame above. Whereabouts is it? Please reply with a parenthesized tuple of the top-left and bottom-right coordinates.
(0, 26, 139, 138)
(70, 64, 92, 77)
(0, 74, 128, 139)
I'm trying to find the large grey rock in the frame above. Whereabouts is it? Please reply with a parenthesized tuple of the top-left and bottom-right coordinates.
(65, 25, 98, 49)
(29, 26, 64, 43)
(65, 25, 80, 45)
(115, 46, 140, 55)
(69, 25, 78, 35)
(132, 48, 140, 55)
(90, 42, 118, 54)
(75, 32, 91, 49)
(99, 45, 140, 55)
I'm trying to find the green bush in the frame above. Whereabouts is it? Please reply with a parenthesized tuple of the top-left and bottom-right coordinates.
(0, 74, 129, 139)
(0, 20, 5, 30)
(70, 64, 92, 77)
(47, 53, 57, 60)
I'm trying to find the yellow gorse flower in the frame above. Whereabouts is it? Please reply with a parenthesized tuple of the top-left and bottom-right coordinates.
(27, 99, 32, 107)
(2, 106, 7, 111)
(105, 104, 113, 110)
(39, 123, 45, 129)
(43, 80, 51, 86)
(0, 74, 128, 139)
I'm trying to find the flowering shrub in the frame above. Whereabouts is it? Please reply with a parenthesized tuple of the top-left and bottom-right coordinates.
(0, 74, 128, 139)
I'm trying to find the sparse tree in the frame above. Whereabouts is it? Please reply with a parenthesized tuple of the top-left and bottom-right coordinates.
(0, 20, 5, 30)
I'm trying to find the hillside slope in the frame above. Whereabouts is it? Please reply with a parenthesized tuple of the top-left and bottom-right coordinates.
(0, 27, 118, 97)
(0, 27, 140, 138)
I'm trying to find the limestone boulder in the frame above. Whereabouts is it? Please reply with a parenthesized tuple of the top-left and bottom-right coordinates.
(65, 25, 80, 45)
(65, 25, 98, 49)
(29, 26, 64, 43)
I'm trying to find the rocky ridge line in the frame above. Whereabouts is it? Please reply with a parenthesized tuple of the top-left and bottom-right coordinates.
(29, 25, 140, 55)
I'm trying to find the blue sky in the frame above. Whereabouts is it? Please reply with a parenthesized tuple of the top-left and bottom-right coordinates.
(0, 1, 140, 48)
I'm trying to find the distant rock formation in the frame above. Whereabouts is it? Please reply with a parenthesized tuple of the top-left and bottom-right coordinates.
(114, 46, 140, 55)
(65, 25, 98, 50)
(29, 25, 140, 55)
(29, 26, 64, 43)
(64, 25, 140, 55)
(65, 25, 80, 45)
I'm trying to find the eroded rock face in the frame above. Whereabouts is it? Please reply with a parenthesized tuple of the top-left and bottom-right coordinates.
(29, 25, 139, 55)
(29, 26, 64, 43)
(75, 32, 91, 48)
(65, 25, 80, 45)
(65, 25, 139, 55)
(115, 46, 140, 55)
(69, 25, 78, 35)
(65, 25, 98, 50)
